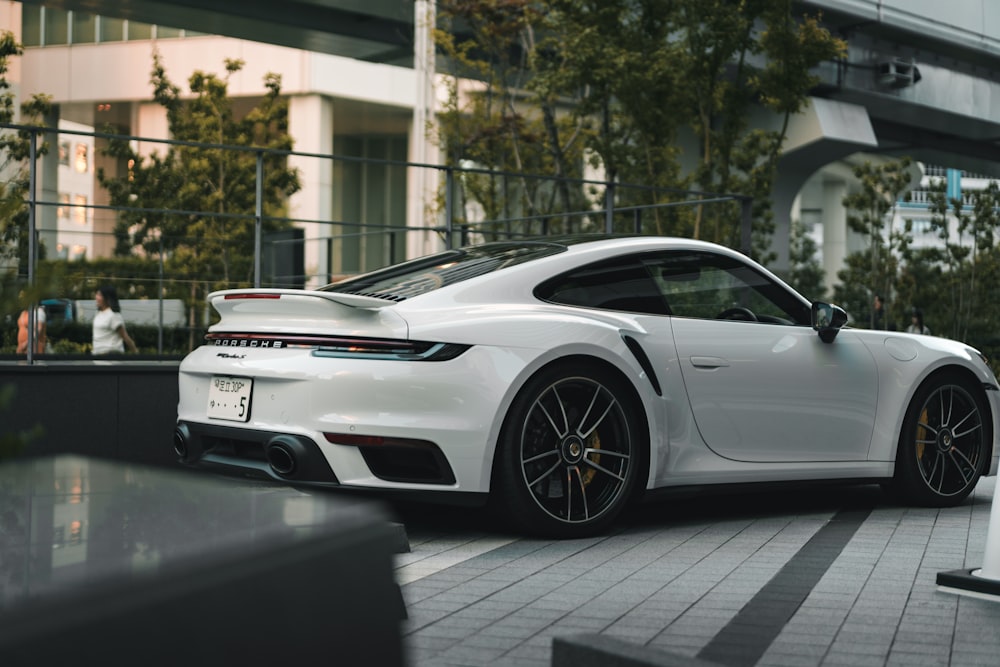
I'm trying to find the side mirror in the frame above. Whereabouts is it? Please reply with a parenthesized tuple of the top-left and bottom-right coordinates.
(811, 302, 848, 343)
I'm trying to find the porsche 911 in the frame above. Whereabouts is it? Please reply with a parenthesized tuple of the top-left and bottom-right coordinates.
(174, 236, 1000, 537)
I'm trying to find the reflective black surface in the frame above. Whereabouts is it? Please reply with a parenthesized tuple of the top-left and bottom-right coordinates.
(0, 455, 386, 610)
(0, 456, 404, 666)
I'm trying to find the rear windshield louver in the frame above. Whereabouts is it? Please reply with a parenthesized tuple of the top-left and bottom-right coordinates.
(349, 291, 408, 302)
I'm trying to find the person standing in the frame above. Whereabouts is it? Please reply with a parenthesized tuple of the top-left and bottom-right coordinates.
(871, 294, 887, 330)
(16, 305, 47, 354)
(906, 308, 931, 335)
(92, 285, 138, 355)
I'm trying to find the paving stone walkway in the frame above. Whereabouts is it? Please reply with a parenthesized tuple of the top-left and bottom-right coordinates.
(394, 478, 1000, 667)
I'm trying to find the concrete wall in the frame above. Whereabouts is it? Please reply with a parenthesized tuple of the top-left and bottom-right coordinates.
(1, 362, 182, 468)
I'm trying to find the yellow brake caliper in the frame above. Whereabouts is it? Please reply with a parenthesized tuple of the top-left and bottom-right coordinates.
(580, 432, 601, 485)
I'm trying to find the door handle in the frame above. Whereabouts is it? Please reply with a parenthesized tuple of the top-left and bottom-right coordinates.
(689, 356, 729, 369)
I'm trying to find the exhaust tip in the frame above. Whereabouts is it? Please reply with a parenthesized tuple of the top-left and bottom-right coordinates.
(266, 437, 300, 476)
(173, 424, 191, 459)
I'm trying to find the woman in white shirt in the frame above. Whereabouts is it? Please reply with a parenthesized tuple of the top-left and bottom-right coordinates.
(92, 285, 138, 355)
(906, 308, 931, 336)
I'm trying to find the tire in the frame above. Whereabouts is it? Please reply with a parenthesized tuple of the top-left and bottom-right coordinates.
(892, 371, 989, 507)
(492, 362, 643, 538)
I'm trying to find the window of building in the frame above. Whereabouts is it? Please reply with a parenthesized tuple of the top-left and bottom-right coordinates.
(73, 195, 88, 225)
(21, 6, 42, 46)
(72, 11, 97, 44)
(157, 26, 183, 39)
(58, 141, 70, 166)
(57, 192, 70, 218)
(127, 21, 153, 40)
(99, 16, 124, 42)
(43, 7, 70, 45)
(69, 519, 83, 545)
(75, 143, 88, 173)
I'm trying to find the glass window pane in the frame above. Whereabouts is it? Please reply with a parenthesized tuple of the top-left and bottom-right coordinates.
(99, 16, 124, 42)
(75, 143, 88, 173)
(72, 12, 96, 44)
(73, 195, 88, 224)
(127, 21, 152, 40)
(156, 26, 182, 39)
(44, 8, 69, 46)
(21, 6, 42, 47)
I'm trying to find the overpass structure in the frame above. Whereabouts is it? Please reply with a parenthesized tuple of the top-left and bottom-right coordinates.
(11, 0, 1000, 289)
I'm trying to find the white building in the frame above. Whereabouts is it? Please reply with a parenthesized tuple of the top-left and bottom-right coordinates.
(5, 0, 442, 285)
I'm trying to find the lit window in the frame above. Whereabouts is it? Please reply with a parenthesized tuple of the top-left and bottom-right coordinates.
(75, 143, 88, 173)
(57, 192, 69, 218)
(73, 195, 87, 224)
(69, 520, 83, 545)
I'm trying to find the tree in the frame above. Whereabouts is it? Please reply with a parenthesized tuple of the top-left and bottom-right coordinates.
(786, 219, 825, 300)
(834, 158, 914, 327)
(433, 1, 845, 260)
(434, 0, 594, 239)
(0, 31, 51, 273)
(97, 52, 301, 333)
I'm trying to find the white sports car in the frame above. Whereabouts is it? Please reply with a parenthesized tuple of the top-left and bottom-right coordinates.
(175, 236, 1000, 537)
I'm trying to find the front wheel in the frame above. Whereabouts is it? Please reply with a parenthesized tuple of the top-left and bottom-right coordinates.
(892, 371, 989, 506)
(492, 364, 643, 538)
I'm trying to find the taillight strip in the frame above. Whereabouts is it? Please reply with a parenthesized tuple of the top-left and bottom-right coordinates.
(205, 332, 470, 361)
(223, 293, 281, 300)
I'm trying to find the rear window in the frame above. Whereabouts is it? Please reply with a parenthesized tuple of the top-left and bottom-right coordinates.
(321, 242, 566, 302)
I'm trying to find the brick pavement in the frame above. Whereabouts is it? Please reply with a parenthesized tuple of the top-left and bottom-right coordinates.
(394, 477, 1000, 667)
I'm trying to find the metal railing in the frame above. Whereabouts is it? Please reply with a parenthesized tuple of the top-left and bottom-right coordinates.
(6, 123, 753, 361)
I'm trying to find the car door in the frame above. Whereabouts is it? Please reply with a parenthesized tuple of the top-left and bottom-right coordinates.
(653, 250, 879, 463)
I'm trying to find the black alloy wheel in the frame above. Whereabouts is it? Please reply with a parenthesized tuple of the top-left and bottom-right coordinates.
(493, 363, 641, 538)
(894, 371, 988, 506)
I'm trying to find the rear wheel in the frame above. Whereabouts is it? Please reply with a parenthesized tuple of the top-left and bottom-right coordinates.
(492, 363, 642, 538)
(892, 371, 989, 506)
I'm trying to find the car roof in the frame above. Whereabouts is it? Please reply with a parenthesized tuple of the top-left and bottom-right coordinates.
(322, 235, 746, 303)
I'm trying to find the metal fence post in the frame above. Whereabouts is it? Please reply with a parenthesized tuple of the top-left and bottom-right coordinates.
(25, 127, 39, 363)
(605, 181, 615, 234)
(158, 236, 165, 354)
(254, 150, 264, 287)
(444, 167, 454, 248)
(740, 196, 753, 255)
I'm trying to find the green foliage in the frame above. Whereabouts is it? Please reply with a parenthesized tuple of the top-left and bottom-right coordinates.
(834, 158, 914, 326)
(834, 159, 1000, 360)
(785, 219, 825, 300)
(433, 0, 845, 259)
(0, 30, 52, 266)
(96, 52, 301, 326)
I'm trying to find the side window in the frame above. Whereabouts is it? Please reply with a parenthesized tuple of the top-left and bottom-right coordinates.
(648, 251, 809, 325)
(536, 259, 669, 315)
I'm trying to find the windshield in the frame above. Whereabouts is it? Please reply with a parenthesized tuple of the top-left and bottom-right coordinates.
(321, 241, 567, 302)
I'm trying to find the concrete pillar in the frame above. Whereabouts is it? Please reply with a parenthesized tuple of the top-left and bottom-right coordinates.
(288, 94, 334, 287)
(822, 178, 849, 297)
(134, 102, 169, 159)
(38, 104, 60, 259)
(408, 0, 443, 259)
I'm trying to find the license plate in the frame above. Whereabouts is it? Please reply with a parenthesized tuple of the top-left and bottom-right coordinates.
(207, 376, 253, 422)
